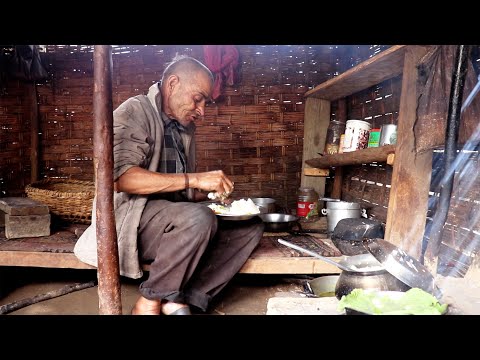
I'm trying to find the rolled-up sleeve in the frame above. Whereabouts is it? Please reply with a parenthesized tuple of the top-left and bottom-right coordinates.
(113, 100, 153, 181)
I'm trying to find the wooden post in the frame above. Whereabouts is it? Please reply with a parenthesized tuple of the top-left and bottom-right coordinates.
(384, 46, 432, 259)
(93, 45, 122, 315)
(301, 97, 330, 197)
(27, 83, 39, 183)
(331, 99, 347, 199)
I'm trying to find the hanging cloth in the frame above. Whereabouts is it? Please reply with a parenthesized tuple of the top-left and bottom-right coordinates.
(203, 45, 239, 100)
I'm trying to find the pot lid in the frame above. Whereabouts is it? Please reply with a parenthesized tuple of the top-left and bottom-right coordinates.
(362, 239, 442, 298)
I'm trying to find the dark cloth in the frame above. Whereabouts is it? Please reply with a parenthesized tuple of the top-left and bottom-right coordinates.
(137, 198, 264, 311)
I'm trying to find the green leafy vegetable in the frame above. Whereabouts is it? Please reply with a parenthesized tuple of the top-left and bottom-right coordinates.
(337, 288, 448, 315)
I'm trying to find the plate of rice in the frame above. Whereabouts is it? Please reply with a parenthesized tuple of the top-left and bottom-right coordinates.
(205, 198, 261, 221)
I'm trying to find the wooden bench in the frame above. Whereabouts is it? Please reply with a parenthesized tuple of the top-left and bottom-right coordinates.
(0, 219, 342, 275)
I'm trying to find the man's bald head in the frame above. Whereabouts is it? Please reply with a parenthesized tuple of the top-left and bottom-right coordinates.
(161, 55, 214, 86)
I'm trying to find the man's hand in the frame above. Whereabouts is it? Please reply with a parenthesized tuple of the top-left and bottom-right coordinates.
(192, 170, 234, 196)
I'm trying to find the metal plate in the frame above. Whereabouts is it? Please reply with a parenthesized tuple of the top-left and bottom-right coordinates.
(216, 213, 259, 221)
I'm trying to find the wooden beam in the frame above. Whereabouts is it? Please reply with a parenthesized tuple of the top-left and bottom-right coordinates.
(385, 46, 433, 260)
(301, 97, 330, 197)
(239, 257, 341, 274)
(305, 145, 396, 168)
(304, 45, 408, 101)
(304, 168, 329, 177)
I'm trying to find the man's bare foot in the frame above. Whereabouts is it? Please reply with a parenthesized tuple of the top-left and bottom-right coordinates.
(161, 301, 191, 315)
(131, 296, 161, 315)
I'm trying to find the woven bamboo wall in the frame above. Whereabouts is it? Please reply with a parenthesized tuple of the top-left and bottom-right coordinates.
(0, 78, 34, 197)
(326, 75, 402, 222)
(3, 44, 354, 210)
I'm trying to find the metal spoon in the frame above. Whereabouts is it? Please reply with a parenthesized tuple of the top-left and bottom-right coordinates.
(277, 238, 352, 272)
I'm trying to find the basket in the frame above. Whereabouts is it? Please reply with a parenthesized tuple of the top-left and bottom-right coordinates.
(25, 178, 95, 224)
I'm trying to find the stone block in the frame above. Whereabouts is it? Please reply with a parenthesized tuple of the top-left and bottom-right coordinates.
(5, 214, 51, 239)
(0, 197, 49, 216)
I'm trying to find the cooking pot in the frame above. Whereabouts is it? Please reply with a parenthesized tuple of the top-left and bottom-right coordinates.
(321, 201, 367, 233)
(331, 218, 384, 255)
(277, 239, 410, 300)
(258, 213, 299, 232)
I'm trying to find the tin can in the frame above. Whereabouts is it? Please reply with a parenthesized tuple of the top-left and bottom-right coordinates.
(297, 187, 318, 218)
(379, 124, 397, 145)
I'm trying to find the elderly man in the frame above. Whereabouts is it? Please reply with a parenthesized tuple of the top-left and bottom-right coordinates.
(74, 55, 264, 315)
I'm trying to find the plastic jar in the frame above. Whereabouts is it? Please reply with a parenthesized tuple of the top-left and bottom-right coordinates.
(342, 119, 372, 152)
(324, 120, 346, 155)
(297, 187, 319, 217)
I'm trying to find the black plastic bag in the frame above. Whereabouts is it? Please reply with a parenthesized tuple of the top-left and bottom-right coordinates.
(8, 45, 48, 81)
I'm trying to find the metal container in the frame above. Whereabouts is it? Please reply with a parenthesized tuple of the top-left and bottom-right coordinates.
(335, 268, 410, 300)
(321, 201, 366, 233)
(258, 213, 299, 232)
(379, 124, 397, 145)
(251, 197, 276, 213)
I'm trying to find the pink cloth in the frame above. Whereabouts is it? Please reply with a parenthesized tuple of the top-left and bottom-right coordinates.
(203, 45, 239, 100)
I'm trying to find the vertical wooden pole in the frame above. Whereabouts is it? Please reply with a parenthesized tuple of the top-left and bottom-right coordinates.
(93, 45, 122, 315)
(331, 99, 347, 199)
(28, 83, 39, 183)
(385, 46, 432, 259)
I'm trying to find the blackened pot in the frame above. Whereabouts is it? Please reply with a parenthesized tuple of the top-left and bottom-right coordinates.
(331, 218, 385, 256)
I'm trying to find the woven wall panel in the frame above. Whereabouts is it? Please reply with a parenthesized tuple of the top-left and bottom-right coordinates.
(1, 45, 384, 210)
(0, 78, 32, 197)
(341, 164, 392, 223)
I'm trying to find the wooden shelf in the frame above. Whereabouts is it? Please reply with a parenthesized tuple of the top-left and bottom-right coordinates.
(304, 45, 408, 101)
(305, 145, 396, 168)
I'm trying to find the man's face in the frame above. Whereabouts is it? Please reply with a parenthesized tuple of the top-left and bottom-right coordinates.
(167, 71, 213, 127)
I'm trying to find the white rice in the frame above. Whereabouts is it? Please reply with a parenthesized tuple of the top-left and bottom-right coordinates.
(208, 198, 260, 215)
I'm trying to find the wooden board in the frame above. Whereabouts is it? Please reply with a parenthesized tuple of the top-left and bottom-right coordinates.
(304, 45, 408, 101)
(301, 97, 330, 197)
(385, 46, 433, 259)
(303, 168, 329, 177)
(0, 225, 342, 275)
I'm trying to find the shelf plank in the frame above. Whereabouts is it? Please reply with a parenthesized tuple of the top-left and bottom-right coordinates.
(304, 45, 408, 101)
(304, 168, 329, 176)
(305, 145, 396, 168)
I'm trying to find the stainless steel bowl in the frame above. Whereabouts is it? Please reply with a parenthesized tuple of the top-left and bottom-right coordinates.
(258, 213, 299, 232)
(252, 198, 276, 213)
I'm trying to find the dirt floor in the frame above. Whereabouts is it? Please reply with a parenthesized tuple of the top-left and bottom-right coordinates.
(0, 266, 315, 315)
